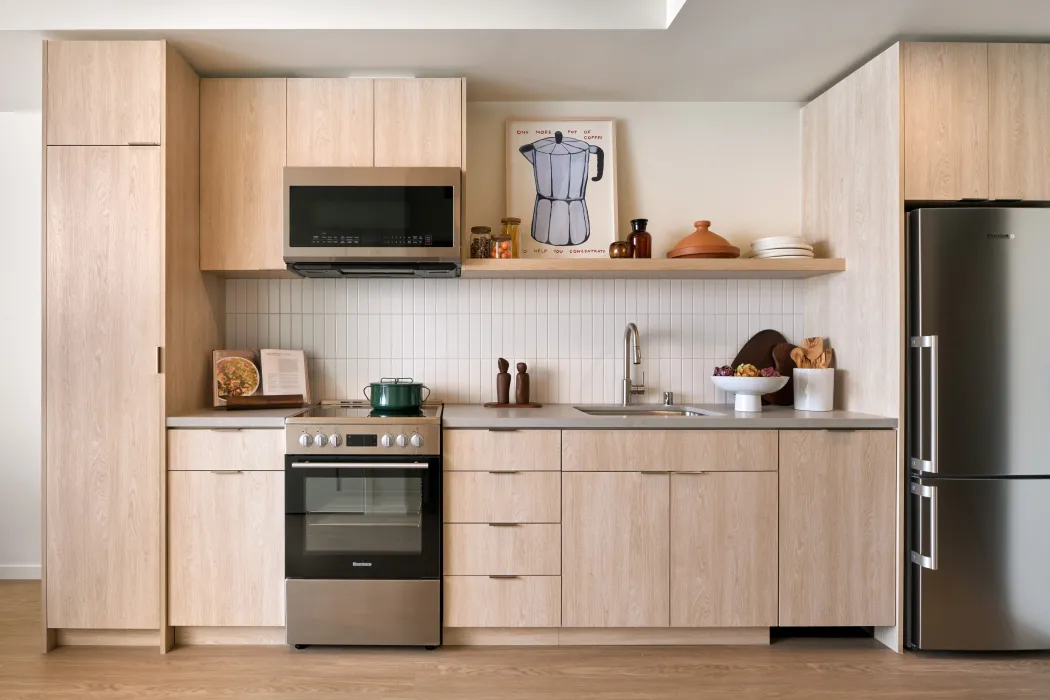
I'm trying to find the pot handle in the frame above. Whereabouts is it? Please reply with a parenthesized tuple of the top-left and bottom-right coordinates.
(422, 386, 431, 402)
(591, 145, 604, 182)
(363, 385, 371, 401)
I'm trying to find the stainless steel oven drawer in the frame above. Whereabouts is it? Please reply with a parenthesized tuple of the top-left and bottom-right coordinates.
(286, 579, 440, 646)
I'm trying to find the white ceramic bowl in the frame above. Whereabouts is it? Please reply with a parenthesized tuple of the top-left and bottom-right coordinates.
(711, 375, 789, 412)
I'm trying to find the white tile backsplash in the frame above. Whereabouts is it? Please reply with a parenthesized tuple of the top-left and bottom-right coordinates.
(224, 278, 806, 405)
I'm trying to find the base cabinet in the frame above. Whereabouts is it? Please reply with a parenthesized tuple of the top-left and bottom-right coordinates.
(167, 470, 284, 627)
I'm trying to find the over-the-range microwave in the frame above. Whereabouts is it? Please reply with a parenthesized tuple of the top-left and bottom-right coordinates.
(283, 167, 461, 278)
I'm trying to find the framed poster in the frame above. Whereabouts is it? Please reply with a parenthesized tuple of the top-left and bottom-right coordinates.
(506, 119, 618, 259)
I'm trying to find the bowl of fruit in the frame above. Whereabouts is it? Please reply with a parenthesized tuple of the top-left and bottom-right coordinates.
(710, 364, 789, 412)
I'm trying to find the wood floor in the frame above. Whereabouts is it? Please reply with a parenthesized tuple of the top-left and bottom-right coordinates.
(4, 582, 1050, 699)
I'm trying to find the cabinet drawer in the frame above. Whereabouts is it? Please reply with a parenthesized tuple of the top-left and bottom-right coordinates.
(444, 472, 560, 523)
(168, 429, 285, 471)
(444, 430, 560, 471)
(444, 524, 560, 575)
(444, 576, 560, 627)
(562, 430, 777, 472)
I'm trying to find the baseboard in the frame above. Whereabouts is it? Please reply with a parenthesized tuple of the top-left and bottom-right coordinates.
(0, 565, 41, 580)
(175, 626, 286, 645)
(56, 629, 159, 646)
(444, 627, 770, 646)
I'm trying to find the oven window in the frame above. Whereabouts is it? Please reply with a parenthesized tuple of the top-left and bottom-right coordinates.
(302, 474, 423, 555)
(289, 185, 455, 248)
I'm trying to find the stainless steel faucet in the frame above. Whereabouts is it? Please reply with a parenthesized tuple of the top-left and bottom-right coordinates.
(622, 323, 646, 406)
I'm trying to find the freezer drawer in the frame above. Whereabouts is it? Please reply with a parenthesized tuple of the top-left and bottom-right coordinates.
(909, 476, 1050, 650)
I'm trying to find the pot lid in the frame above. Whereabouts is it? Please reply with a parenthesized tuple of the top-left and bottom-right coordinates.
(667, 220, 741, 259)
(370, 377, 423, 386)
(529, 131, 591, 155)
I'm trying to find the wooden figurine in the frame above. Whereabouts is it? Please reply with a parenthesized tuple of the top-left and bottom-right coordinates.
(496, 357, 511, 404)
(514, 362, 530, 404)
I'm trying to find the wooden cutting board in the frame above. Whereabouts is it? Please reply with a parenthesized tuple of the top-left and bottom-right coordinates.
(730, 330, 788, 405)
(769, 342, 798, 406)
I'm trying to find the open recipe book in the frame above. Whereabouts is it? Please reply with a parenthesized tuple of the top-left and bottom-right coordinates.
(213, 348, 311, 406)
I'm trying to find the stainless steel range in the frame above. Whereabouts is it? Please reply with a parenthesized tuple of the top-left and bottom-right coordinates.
(284, 401, 443, 649)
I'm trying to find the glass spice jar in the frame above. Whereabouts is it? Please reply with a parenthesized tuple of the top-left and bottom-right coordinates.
(501, 217, 522, 258)
(627, 218, 652, 258)
(469, 226, 492, 259)
(489, 234, 513, 259)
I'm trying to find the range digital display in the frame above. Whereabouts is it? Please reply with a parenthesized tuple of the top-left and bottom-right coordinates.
(345, 434, 379, 447)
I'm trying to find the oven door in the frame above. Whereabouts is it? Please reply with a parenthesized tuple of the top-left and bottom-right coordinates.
(283, 167, 461, 264)
(285, 454, 441, 580)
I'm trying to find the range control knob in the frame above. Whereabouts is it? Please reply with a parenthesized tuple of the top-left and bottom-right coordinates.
(396, 434, 409, 448)
(381, 433, 395, 448)
(298, 433, 312, 448)
(328, 434, 342, 448)
(410, 433, 424, 448)
(314, 433, 328, 448)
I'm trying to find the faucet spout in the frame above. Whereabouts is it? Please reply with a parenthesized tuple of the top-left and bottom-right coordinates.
(622, 323, 645, 406)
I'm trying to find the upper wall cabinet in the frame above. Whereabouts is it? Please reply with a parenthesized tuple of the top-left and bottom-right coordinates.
(46, 41, 163, 146)
(989, 44, 1050, 200)
(374, 78, 463, 167)
(903, 42, 989, 200)
(287, 78, 374, 167)
(200, 79, 287, 272)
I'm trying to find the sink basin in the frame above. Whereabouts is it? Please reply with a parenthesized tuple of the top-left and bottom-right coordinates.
(573, 405, 720, 417)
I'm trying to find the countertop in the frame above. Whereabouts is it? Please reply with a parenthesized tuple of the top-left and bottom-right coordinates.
(441, 403, 897, 430)
(166, 406, 310, 429)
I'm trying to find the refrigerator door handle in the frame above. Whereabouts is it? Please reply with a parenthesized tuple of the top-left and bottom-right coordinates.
(910, 482, 939, 570)
(910, 335, 939, 474)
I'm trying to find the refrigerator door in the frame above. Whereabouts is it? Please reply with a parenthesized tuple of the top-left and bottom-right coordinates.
(910, 476, 1050, 650)
(908, 208, 1050, 477)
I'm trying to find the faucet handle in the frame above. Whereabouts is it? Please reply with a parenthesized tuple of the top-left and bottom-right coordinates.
(664, 391, 674, 406)
(632, 371, 646, 395)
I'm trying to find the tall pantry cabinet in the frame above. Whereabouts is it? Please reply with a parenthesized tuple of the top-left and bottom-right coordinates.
(42, 40, 223, 651)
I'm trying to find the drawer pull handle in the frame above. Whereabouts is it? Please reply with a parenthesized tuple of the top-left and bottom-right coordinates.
(640, 470, 669, 475)
(488, 522, 520, 527)
(677, 471, 707, 475)
(488, 575, 520, 579)
(209, 428, 244, 432)
(487, 428, 519, 432)
(209, 470, 243, 475)
(488, 470, 520, 474)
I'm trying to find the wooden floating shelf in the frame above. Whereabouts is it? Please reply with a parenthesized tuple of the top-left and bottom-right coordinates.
(460, 258, 846, 279)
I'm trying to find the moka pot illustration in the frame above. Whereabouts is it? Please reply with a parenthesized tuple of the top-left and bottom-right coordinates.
(519, 131, 604, 246)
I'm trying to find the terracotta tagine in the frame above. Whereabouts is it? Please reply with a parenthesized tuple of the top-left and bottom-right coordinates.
(666, 220, 740, 259)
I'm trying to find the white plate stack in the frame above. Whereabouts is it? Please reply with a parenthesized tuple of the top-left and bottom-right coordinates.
(749, 236, 814, 259)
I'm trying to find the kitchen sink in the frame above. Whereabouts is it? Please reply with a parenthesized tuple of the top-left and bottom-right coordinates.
(573, 405, 721, 417)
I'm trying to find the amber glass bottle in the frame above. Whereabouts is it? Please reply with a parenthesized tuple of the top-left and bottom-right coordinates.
(627, 219, 652, 258)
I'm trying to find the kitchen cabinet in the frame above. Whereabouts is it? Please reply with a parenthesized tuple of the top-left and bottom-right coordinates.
(374, 78, 463, 167)
(200, 78, 287, 271)
(562, 472, 669, 627)
(444, 524, 560, 576)
(46, 41, 163, 146)
(444, 471, 560, 523)
(167, 429, 285, 471)
(778, 430, 896, 626)
(443, 429, 561, 471)
(167, 470, 284, 627)
(562, 430, 777, 472)
(989, 44, 1050, 200)
(45, 145, 163, 630)
(287, 78, 374, 167)
(670, 472, 777, 627)
(444, 576, 560, 628)
(903, 42, 989, 200)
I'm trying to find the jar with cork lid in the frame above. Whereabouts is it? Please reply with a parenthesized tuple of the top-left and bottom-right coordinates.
(469, 226, 492, 259)
(501, 217, 522, 258)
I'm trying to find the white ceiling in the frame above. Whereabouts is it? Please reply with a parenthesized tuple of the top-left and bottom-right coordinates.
(19, 0, 1050, 101)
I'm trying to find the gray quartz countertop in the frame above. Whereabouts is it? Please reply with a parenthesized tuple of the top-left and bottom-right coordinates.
(166, 406, 311, 429)
(441, 403, 897, 430)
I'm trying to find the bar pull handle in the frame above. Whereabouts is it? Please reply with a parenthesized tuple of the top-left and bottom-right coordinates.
(488, 470, 521, 474)
(209, 470, 243, 475)
(488, 575, 520, 579)
(910, 335, 939, 474)
(640, 470, 669, 475)
(676, 471, 707, 475)
(487, 428, 519, 432)
(157, 347, 164, 374)
(488, 522, 520, 527)
(910, 482, 938, 570)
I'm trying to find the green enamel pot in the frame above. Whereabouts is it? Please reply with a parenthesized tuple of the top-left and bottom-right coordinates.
(363, 377, 431, 411)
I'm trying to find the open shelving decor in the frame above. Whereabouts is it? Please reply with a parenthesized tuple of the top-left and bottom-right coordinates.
(459, 257, 846, 279)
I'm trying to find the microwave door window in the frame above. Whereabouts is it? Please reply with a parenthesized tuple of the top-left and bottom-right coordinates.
(302, 473, 424, 555)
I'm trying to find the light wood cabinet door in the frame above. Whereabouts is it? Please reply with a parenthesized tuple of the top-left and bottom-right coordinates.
(46, 41, 163, 146)
(444, 471, 560, 523)
(374, 78, 462, 167)
(989, 43, 1050, 200)
(200, 79, 287, 271)
(670, 472, 777, 627)
(444, 524, 560, 576)
(167, 429, 285, 471)
(779, 430, 896, 627)
(45, 146, 162, 628)
(443, 430, 561, 471)
(562, 472, 669, 627)
(444, 576, 560, 628)
(903, 42, 989, 200)
(168, 471, 284, 626)
(562, 430, 777, 472)
(287, 78, 374, 166)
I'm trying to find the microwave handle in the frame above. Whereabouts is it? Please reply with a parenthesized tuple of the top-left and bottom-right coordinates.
(290, 462, 430, 470)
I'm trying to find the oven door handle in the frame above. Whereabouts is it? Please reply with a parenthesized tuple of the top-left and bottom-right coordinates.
(290, 462, 431, 470)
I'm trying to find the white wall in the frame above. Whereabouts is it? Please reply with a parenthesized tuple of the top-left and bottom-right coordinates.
(0, 110, 42, 579)
(467, 102, 802, 255)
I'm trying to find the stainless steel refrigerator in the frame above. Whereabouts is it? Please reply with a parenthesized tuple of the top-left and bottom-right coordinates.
(907, 208, 1050, 651)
